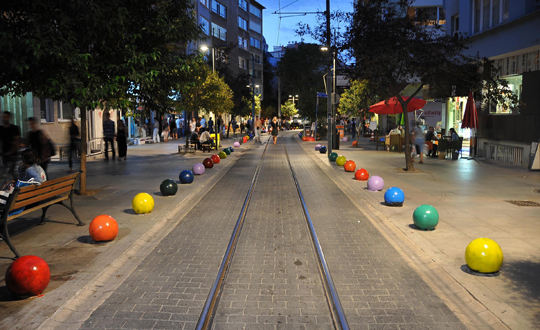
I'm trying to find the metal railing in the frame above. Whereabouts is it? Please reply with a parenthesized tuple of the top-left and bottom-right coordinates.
(486, 143, 523, 166)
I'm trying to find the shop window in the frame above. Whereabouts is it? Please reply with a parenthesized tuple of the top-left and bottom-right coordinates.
(484, 75, 522, 114)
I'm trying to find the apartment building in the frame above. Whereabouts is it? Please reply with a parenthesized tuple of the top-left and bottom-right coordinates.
(444, 0, 540, 166)
(196, 0, 265, 97)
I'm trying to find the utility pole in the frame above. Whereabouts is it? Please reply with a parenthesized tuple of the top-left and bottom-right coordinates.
(251, 54, 255, 132)
(326, 0, 332, 157)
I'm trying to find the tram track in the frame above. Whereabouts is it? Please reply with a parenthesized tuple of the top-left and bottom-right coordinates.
(196, 134, 349, 330)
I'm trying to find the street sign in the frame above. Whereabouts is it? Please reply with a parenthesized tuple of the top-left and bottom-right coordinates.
(317, 92, 327, 98)
(336, 75, 350, 87)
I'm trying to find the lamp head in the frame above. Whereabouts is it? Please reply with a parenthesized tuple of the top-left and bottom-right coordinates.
(200, 45, 209, 51)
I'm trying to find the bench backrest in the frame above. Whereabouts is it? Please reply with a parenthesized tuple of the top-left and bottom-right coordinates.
(10, 172, 80, 210)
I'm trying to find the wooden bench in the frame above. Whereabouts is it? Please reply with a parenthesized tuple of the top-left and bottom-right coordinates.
(0, 172, 84, 258)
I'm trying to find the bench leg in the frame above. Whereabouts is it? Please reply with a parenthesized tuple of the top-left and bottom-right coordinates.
(63, 200, 86, 226)
(1, 220, 21, 258)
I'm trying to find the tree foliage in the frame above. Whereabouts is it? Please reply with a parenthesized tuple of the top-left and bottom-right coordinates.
(182, 66, 234, 117)
(337, 80, 378, 117)
(281, 100, 298, 118)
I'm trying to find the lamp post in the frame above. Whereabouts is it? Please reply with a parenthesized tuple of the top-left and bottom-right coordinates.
(321, 46, 335, 155)
(289, 94, 299, 104)
(200, 44, 218, 150)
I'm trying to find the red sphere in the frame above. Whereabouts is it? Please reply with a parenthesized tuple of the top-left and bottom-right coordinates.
(203, 158, 214, 168)
(5, 255, 51, 296)
(352, 141, 358, 147)
(211, 154, 221, 164)
(302, 136, 307, 141)
(89, 215, 118, 242)
(243, 137, 248, 143)
(344, 160, 356, 172)
(355, 168, 370, 181)
(307, 137, 316, 142)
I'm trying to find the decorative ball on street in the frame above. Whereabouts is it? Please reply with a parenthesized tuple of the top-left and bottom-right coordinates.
(298, 132, 303, 138)
(412, 204, 439, 230)
(192, 163, 205, 175)
(352, 141, 358, 147)
(342, 136, 348, 142)
(355, 168, 369, 181)
(229, 147, 234, 152)
(465, 238, 503, 273)
(245, 135, 250, 140)
(367, 175, 384, 191)
(307, 137, 316, 142)
(89, 215, 119, 241)
(132, 193, 155, 214)
(233, 142, 240, 147)
(243, 136, 248, 143)
(319, 146, 327, 154)
(344, 160, 356, 172)
(211, 154, 221, 164)
(329, 152, 338, 162)
(223, 148, 231, 155)
(179, 170, 195, 184)
(203, 158, 214, 168)
(302, 136, 307, 141)
(159, 179, 178, 196)
(218, 151, 227, 159)
(315, 144, 321, 151)
(384, 187, 405, 206)
(5, 255, 50, 296)
(336, 155, 347, 166)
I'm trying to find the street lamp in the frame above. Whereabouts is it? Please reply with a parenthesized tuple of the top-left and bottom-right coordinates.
(321, 46, 336, 155)
(289, 95, 299, 103)
(200, 44, 219, 150)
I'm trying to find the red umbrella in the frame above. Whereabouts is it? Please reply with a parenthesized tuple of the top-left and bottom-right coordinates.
(461, 91, 478, 129)
(369, 96, 427, 115)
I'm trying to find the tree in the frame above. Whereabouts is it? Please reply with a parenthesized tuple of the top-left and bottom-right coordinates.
(281, 100, 298, 118)
(0, 0, 202, 193)
(347, 0, 478, 171)
(337, 79, 378, 117)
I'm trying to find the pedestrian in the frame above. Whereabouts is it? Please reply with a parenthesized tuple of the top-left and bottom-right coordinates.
(152, 117, 160, 143)
(162, 118, 170, 142)
(103, 112, 116, 160)
(200, 116, 206, 129)
(231, 118, 237, 136)
(68, 118, 80, 173)
(170, 116, 177, 139)
(18, 149, 47, 183)
(27, 117, 55, 175)
(240, 121, 245, 134)
(254, 116, 262, 142)
(352, 119, 356, 139)
(208, 117, 214, 134)
(412, 122, 424, 164)
(271, 116, 279, 145)
(176, 116, 182, 138)
(117, 119, 128, 160)
(190, 117, 196, 134)
(0, 111, 21, 182)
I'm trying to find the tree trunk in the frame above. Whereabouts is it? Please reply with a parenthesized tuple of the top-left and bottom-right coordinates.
(79, 106, 88, 194)
(402, 106, 414, 171)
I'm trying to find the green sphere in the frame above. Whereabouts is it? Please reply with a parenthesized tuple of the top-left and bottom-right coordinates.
(160, 179, 178, 196)
(335, 155, 347, 166)
(218, 151, 227, 159)
(223, 148, 231, 155)
(329, 152, 338, 162)
(413, 204, 439, 230)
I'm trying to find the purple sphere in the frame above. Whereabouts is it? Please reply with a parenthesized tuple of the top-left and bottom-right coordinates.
(233, 142, 241, 147)
(315, 144, 321, 151)
(367, 176, 384, 191)
(192, 163, 205, 175)
(343, 136, 348, 142)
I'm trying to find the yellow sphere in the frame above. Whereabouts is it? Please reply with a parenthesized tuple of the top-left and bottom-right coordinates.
(465, 238, 503, 273)
(132, 193, 155, 214)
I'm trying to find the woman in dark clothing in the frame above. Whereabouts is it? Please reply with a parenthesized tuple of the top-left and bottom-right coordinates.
(271, 116, 279, 145)
(117, 120, 128, 160)
(27, 117, 52, 175)
(68, 118, 80, 173)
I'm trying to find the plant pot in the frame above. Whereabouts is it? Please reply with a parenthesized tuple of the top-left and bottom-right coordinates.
(438, 152, 446, 159)
(452, 151, 459, 160)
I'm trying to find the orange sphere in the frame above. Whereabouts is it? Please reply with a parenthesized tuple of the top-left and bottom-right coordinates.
(352, 141, 358, 146)
(355, 168, 369, 181)
(89, 215, 119, 242)
(302, 136, 307, 141)
(344, 160, 356, 172)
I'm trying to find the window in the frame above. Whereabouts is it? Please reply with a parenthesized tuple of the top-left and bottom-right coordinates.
(253, 70, 262, 79)
(58, 102, 79, 121)
(250, 5, 261, 18)
(239, 0, 248, 11)
(254, 85, 261, 95)
(238, 36, 248, 50)
(253, 54, 261, 64)
(250, 21, 262, 34)
(473, 0, 510, 34)
(211, 23, 227, 41)
(250, 37, 261, 49)
(39, 98, 55, 123)
(212, 1, 227, 19)
(200, 16, 210, 35)
(238, 16, 248, 30)
(415, 7, 444, 26)
(239, 57, 248, 70)
(451, 14, 459, 35)
(200, 0, 208, 7)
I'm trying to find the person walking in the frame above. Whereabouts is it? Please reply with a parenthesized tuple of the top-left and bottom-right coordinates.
(68, 118, 80, 173)
(117, 119, 128, 160)
(152, 117, 160, 143)
(176, 116, 183, 138)
(103, 112, 116, 160)
(27, 117, 54, 174)
(0, 111, 21, 182)
(208, 117, 214, 134)
(162, 118, 170, 142)
(189, 117, 196, 134)
(412, 123, 425, 164)
(170, 116, 177, 140)
(254, 116, 262, 142)
(271, 117, 279, 145)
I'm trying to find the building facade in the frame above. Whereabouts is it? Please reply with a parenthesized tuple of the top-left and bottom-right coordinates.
(444, 0, 540, 166)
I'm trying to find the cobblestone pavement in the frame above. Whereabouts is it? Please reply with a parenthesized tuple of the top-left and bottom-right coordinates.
(81, 143, 267, 330)
(212, 141, 333, 329)
(283, 133, 466, 330)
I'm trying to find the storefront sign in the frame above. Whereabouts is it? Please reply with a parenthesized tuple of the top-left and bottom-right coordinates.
(494, 49, 540, 76)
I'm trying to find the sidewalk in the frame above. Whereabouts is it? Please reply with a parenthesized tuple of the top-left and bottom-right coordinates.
(0, 135, 255, 329)
(298, 134, 540, 329)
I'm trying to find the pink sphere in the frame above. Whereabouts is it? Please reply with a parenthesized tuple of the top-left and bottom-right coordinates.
(233, 142, 240, 147)
(315, 144, 321, 151)
(192, 163, 205, 175)
(342, 136, 348, 142)
(367, 176, 384, 191)
(5, 256, 51, 296)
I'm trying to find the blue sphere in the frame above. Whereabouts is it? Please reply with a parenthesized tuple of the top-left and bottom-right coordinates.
(229, 147, 234, 152)
(384, 187, 405, 206)
(179, 170, 194, 184)
(319, 146, 327, 154)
